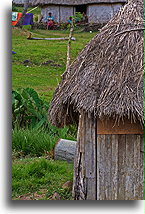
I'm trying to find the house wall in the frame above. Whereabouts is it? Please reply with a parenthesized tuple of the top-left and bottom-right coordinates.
(73, 113, 143, 200)
(41, 3, 124, 23)
(41, 5, 74, 23)
(41, 5, 60, 22)
(97, 134, 144, 200)
(59, 6, 74, 22)
(87, 3, 124, 23)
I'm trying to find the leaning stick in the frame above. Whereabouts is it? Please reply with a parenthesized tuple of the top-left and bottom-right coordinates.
(27, 6, 38, 14)
(27, 33, 76, 41)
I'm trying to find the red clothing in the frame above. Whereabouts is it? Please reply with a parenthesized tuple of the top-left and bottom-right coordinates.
(47, 20, 54, 27)
(12, 12, 22, 26)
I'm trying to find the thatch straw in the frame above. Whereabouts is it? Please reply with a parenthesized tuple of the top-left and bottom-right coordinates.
(49, 0, 144, 128)
(31, 0, 127, 6)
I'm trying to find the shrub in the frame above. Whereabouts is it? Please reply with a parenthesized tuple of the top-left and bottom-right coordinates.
(12, 88, 49, 129)
(12, 88, 77, 158)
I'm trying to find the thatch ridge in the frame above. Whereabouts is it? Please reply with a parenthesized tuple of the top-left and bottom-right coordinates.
(31, 0, 127, 6)
(49, 0, 144, 128)
(12, 0, 33, 5)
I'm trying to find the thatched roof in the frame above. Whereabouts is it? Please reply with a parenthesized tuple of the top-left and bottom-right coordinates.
(49, 0, 144, 128)
(12, 0, 33, 5)
(32, 0, 127, 6)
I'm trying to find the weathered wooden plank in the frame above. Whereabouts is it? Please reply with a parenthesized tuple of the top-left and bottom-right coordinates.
(72, 114, 84, 200)
(133, 135, 141, 199)
(97, 135, 106, 200)
(73, 113, 97, 200)
(125, 135, 135, 200)
(118, 135, 126, 200)
(111, 135, 118, 200)
(84, 114, 96, 200)
(79, 113, 86, 200)
(139, 135, 144, 200)
(97, 134, 101, 200)
(104, 135, 112, 200)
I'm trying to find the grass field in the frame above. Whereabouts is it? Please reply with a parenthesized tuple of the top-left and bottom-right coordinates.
(12, 158, 73, 200)
(12, 27, 96, 102)
(12, 27, 96, 200)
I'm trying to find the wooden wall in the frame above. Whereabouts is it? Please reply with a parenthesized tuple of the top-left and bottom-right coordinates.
(40, 2, 125, 24)
(97, 134, 144, 200)
(87, 3, 124, 23)
(41, 5, 74, 23)
(73, 113, 144, 200)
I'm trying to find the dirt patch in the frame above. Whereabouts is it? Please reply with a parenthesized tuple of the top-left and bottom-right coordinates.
(13, 189, 48, 200)
(41, 60, 62, 67)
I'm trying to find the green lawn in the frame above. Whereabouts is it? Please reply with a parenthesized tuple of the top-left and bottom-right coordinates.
(12, 158, 73, 200)
(12, 27, 96, 102)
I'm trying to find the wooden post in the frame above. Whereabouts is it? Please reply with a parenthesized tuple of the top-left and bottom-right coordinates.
(72, 112, 97, 200)
(66, 20, 74, 74)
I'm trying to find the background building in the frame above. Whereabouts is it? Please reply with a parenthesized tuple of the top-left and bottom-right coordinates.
(13, 0, 127, 24)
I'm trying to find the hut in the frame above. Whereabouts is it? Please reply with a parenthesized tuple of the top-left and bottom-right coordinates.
(31, 0, 127, 24)
(49, 0, 144, 200)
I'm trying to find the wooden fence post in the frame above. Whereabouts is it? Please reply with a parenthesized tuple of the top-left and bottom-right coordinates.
(72, 112, 97, 200)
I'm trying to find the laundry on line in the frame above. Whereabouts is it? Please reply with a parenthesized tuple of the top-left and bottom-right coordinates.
(12, 12, 34, 26)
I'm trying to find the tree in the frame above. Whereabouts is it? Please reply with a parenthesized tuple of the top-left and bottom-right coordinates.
(16, 0, 29, 28)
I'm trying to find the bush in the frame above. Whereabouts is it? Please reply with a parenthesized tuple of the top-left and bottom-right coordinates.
(12, 88, 49, 129)
(12, 87, 77, 158)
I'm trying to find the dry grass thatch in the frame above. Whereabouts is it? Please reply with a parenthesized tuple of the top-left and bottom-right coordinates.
(49, 0, 144, 128)
(31, 0, 127, 6)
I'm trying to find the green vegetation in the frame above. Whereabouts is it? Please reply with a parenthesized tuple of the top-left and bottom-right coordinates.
(12, 128, 55, 158)
(12, 126, 76, 159)
(12, 27, 96, 200)
(12, 158, 73, 200)
(12, 88, 49, 129)
(12, 27, 96, 102)
(12, 87, 76, 159)
(12, 5, 41, 15)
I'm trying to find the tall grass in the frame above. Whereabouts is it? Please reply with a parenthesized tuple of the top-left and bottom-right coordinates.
(12, 128, 55, 157)
(12, 125, 76, 158)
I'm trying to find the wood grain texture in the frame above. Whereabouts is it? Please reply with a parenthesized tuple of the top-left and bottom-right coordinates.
(73, 112, 97, 200)
(97, 134, 144, 200)
(111, 135, 118, 200)
(73, 115, 143, 200)
(118, 135, 126, 200)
